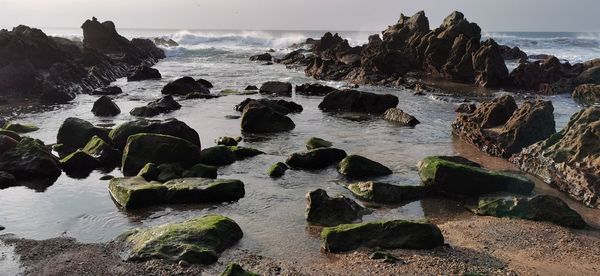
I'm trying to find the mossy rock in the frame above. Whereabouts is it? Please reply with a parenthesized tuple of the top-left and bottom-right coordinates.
(229, 146, 264, 160)
(60, 150, 101, 172)
(475, 195, 587, 229)
(348, 182, 431, 203)
(57, 117, 110, 154)
(199, 146, 237, 166)
(321, 220, 444, 253)
(220, 263, 259, 276)
(109, 176, 245, 209)
(82, 135, 120, 166)
(122, 214, 243, 264)
(338, 155, 392, 179)
(156, 163, 185, 182)
(137, 163, 160, 181)
(216, 136, 241, 146)
(92, 96, 121, 117)
(0, 138, 61, 179)
(109, 118, 200, 150)
(3, 123, 39, 133)
(286, 148, 347, 170)
(418, 156, 534, 196)
(306, 189, 367, 227)
(306, 137, 332, 150)
(0, 130, 22, 141)
(121, 133, 201, 176)
(267, 162, 288, 178)
(182, 163, 218, 179)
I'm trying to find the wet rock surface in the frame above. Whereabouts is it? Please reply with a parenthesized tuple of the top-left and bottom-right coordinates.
(92, 96, 121, 117)
(305, 189, 367, 226)
(286, 148, 347, 170)
(318, 90, 398, 114)
(130, 95, 181, 117)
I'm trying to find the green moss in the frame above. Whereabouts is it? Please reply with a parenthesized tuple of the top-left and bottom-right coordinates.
(137, 163, 160, 181)
(267, 162, 288, 178)
(306, 137, 332, 150)
(82, 135, 119, 166)
(338, 155, 392, 179)
(220, 263, 259, 276)
(123, 214, 243, 264)
(3, 123, 39, 133)
(109, 176, 167, 208)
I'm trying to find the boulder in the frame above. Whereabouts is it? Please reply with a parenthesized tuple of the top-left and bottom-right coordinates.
(0, 171, 16, 188)
(220, 263, 258, 276)
(475, 195, 586, 229)
(121, 214, 242, 264)
(130, 95, 181, 117)
(348, 181, 430, 203)
(3, 123, 39, 133)
(56, 117, 109, 154)
(572, 84, 600, 104)
(153, 37, 178, 47)
(259, 81, 293, 97)
(0, 135, 18, 155)
(338, 155, 392, 179)
(318, 90, 398, 114)
(127, 65, 161, 81)
(82, 135, 120, 166)
(472, 39, 509, 87)
(121, 133, 201, 176)
(60, 150, 101, 172)
(286, 148, 347, 170)
(455, 103, 476, 113)
(306, 137, 332, 150)
(320, 220, 444, 253)
(244, 85, 258, 91)
(498, 45, 527, 61)
(109, 118, 200, 149)
(382, 108, 420, 126)
(240, 102, 295, 133)
(235, 98, 303, 114)
(110, 177, 245, 208)
(229, 146, 264, 160)
(306, 189, 367, 226)
(92, 96, 121, 116)
(92, 86, 122, 95)
(510, 107, 600, 208)
(267, 162, 288, 178)
(249, 53, 272, 61)
(575, 66, 600, 85)
(162, 77, 210, 95)
(418, 156, 534, 196)
(198, 146, 237, 166)
(295, 83, 339, 96)
(216, 136, 241, 146)
(0, 138, 61, 179)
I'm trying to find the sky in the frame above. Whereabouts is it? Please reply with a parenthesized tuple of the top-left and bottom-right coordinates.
(1, 0, 599, 32)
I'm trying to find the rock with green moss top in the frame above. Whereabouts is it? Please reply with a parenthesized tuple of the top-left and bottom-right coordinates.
(267, 162, 288, 178)
(199, 146, 237, 166)
(182, 163, 218, 179)
(121, 133, 201, 176)
(156, 163, 185, 182)
(216, 136, 241, 146)
(338, 155, 392, 179)
(320, 220, 444, 253)
(286, 148, 347, 170)
(348, 182, 430, 203)
(220, 263, 259, 276)
(475, 195, 587, 229)
(122, 214, 243, 264)
(109, 118, 200, 150)
(229, 146, 264, 160)
(0, 130, 21, 141)
(0, 138, 61, 179)
(57, 117, 110, 154)
(137, 163, 160, 181)
(418, 156, 534, 196)
(109, 176, 245, 208)
(306, 137, 332, 150)
(82, 135, 120, 166)
(3, 123, 39, 133)
(306, 189, 367, 226)
(60, 150, 101, 172)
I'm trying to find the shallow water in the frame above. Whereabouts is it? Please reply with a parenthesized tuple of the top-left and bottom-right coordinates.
(0, 30, 598, 264)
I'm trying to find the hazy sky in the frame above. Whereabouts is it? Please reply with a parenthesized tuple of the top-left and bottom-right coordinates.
(1, 0, 599, 32)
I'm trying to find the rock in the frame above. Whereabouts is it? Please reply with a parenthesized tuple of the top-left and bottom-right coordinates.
(348, 182, 430, 203)
(286, 148, 347, 170)
(472, 39, 509, 87)
(229, 146, 264, 160)
(198, 146, 237, 166)
(0, 135, 18, 155)
(418, 156, 534, 196)
(127, 65, 161, 81)
(240, 102, 295, 133)
(109, 118, 200, 150)
(475, 195, 587, 229)
(92, 96, 121, 116)
(121, 133, 201, 176)
(3, 123, 39, 133)
(295, 83, 339, 96)
(0, 138, 61, 179)
(510, 107, 600, 208)
(196, 79, 213, 89)
(306, 137, 332, 150)
(185, 92, 219, 100)
(60, 150, 101, 172)
(318, 90, 398, 114)
(320, 220, 444, 253)
(154, 163, 185, 182)
(369, 251, 400, 263)
(110, 177, 245, 208)
(0, 225, 4, 231)
(244, 85, 258, 91)
(0, 171, 17, 188)
(572, 84, 600, 104)
(182, 163, 218, 179)
(220, 263, 259, 276)
(382, 108, 420, 126)
(0, 130, 21, 142)
(153, 37, 179, 47)
(338, 155, 392, 179)
(82, 135, 120, 166)
(259, 81, 293, 97)
(455, 103, 476, 113)
(130, 95, 181, 117)
(575, 66, 600, 85)
(100, 175, 114, 180)
(121, 214, 243, 264)
(235, 98, 303, 114)
(509, 57, 576, 91)
(92, 86, 122, 95)
(306, 189, 367, 226)
(57, 117, 109, 155)
(267, 162, 288, 178)
(498, 45, 527, 61)
(436, 155, 482, 168)
(136, 163, 160, 181)
(249, 53, 272, 61)
(216, 136, 241, 146)
(162, 77, 210, 95)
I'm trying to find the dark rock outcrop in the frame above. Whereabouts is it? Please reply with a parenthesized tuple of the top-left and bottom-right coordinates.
(382, 108, 420, 126)
(162, 77, 210, 95)
(240, 101, 296, 133)
(498, 45, 527, 61)
(92, 96, 121, 116)
(338, 155, 392, 179)
(348, 181, 430, 203)
(295, 83, 339, 96)
(91, 86, 122, 95)
(235, 98, 302, 114)
(56, 117, 109, 155)
(249, 53, 272, 61)
(127, 65, 161, 81)
(259, 81, 293, 97)
(109, 118, 200, 150)
(318, 90, 398, 114)
(0, 138, 61, 180)
(286, 148, 347, 170)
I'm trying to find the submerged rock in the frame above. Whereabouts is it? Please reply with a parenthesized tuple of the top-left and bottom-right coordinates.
(259, 81, 293, 97)
(130, 95, 181, 117)
(198, 146, 237, 166)
(162, 76, 210, 95)
(306, 189, 367, 226)
(475, 195, 587, 229)
(240, 101, 295, 133)
(56, 117, 109, 155)
(318, 90, 398, 114)
(511, 107, 600, 208)
(267, 162, 288, 178)
(320, 220, 444, 253)
(286, 148, 347, 170)
(418, 156, 534, 196)
(121, 214, 243, 264)
(92, 96, 121, 116)
(127, 65, 161, 81)
(109, 118, 200, 150)
(348, 181, 430, 203)
(0, 138, 61, 179)
(306, 137, 332, 150)
(220, 263, 259, 276)
(338, 155, 392, 179)
(383, 108, 420, 127)
(249, 53, 272, 61)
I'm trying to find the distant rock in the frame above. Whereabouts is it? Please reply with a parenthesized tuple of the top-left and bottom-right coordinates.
(249, 53, 272, 61)
(162, 77, 210, 95)
(130, 96, 181, 117)
(295, 83, 339, 96)
(383, 108, 420, 126)
(259, 81, 293, 97)
(127, 65, 161, 81)
(572, 83, 600, 104)
(319, 90, 398, 114)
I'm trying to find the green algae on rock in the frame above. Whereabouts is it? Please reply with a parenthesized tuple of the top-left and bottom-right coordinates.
(109, 118, 200, 150)
(321, 220, 444, 253)
(3, 122, 39, 133)
(56, 117, 110, 154)
(82, 135, 120, 166)
(306, 189, 367, 226)
(338, 155, 392, 179)
(0, 138, 61, 179)
(229, 146, 264, 160)
(122, 214, 243, 264)
(220, 263, 259, 276)
(267, 162, 288, 178)
(348, 181, 431, 203)
(286, 148, 347, 170)
(306, 137, 332, 150)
